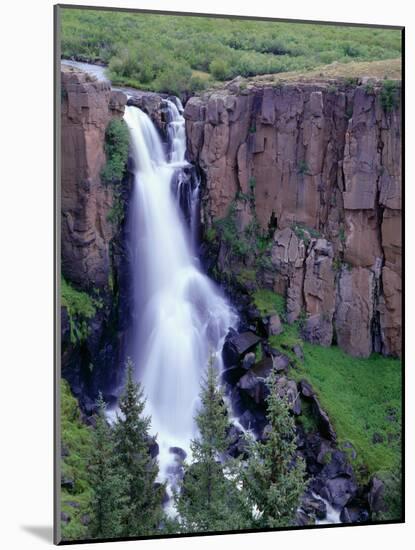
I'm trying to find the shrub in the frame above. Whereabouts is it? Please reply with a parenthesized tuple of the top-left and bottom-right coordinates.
(380, 80, 399, 112)
(209, 58, 232, 80)
(101, 119, 130, 184)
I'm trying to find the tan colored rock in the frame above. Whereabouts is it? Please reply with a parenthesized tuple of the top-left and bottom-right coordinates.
(61, 69, 127, 289)
(303, 239, 336, 346)
(335, 267, 375, 357)
(185, 81, 401, 357)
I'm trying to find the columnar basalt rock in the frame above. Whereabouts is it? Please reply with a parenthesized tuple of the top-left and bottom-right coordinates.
(185, 79, 401, 357)
(61, 67, 127, 290)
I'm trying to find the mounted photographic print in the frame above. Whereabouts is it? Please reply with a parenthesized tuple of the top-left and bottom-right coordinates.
(54, 4, 404, 544)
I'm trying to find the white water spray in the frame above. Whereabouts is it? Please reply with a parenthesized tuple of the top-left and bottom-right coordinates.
(123, 102, 236, 483)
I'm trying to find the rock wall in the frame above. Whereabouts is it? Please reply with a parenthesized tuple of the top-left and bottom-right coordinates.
(60, 67, 129, 409)
(61, 67, 127, 290)
(185, 79, 401, 357)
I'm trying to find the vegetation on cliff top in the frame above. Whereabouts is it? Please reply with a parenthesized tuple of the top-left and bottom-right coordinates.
(60, 8, 401, 94)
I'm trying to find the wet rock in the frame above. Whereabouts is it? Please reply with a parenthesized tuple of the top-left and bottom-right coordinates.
(148, 437, 159, 459)
(222, 331, 262, 367)
(340, 505, 369, 523)
(222, 365, 245, 385)
(324, 476, 358, 508)
(169, 447, 187, 461)
(251, 356, 273, 377)
(238, 371, 268, 405)
(227, 425, 249, 458)
(242, 352, 256, 370)
(302, 495, 327, 520)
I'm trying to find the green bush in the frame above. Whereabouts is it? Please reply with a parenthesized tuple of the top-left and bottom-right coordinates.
(101, 119, 130, 184)
(61, 277, 101, 344)
(209, 58, 232, 80)
(380, 80, 399, 112)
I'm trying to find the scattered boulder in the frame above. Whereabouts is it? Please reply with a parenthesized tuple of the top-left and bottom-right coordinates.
(299, 379, 314, 398)
(61, 511, 70, 524)
(61, 477, 75, 491)
(292, 344, 304, 361)
(238, 371, 268, 405)
(268, 314, 283, 336)
(222, 331, 262, 367)
(372, 432, 384, 444)
(275, 376, 301, 415)
(251, 356, 273, 377)
(368, 477, 385, 514)
(242, 352, 256, 370)
(323, 476, 358, 508)
(80, 514, 91, 526)
(301, 495, 327, 520)
(222, 365, 245, 385)
(340, 505, 369, 523)
(169, 446, 187, 462)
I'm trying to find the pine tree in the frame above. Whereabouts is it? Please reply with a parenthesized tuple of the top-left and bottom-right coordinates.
(114, 358, 164, 537)
(88, 393, 126, 539)
(243, 368, 306, 528)
(176, 358, 252, 532)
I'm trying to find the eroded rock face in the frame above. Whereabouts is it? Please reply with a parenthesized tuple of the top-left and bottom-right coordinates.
(186, 80, 401, 357)
(61, 68, 127, 290)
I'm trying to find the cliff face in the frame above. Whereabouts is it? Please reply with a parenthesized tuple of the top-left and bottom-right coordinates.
(60, 68, 129, 409)
(61, 68, 127, 290)
(185, 79, 401, 358)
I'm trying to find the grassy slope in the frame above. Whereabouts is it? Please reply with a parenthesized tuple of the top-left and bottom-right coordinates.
(255, 290, 402, 482)
(60, 8, 401, 94)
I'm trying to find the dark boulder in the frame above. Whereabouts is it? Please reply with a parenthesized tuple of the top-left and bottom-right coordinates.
(169, 446, 187, 461)
(238, 371, 268, 405)
(299, 379, 314, 398)
(275, 376, 301, 415)
(301, 495, 327, 520)
(293, 344, 304, 361)
(61, 477, 74, 491)
(61, 511, 70, 524)
(148, 436, 159, 459)
(251, 356, 273, 378)
(340, 505, 369, 523)
(368, 477, 385, 514)
(222, 331, 262, 367)
(227, 425, 249, 458)
(242, 352, 256, 370)
(312, 397, 336, 442)
(324, 476, 358, 508)
(321, 450, 354, 479)
(222, 365, 245, 385)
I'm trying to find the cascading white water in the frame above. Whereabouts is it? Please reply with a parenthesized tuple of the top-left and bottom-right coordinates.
(123, 102, 237, 484)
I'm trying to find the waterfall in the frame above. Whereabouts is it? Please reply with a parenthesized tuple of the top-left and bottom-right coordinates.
(123, 102, 237, 483)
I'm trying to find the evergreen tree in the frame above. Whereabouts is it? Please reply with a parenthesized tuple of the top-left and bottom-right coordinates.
(114, 358, 164, 537)
(243, 368, 306, 528)
(176, 358, 252, 532)
(88, 393, 126, 539)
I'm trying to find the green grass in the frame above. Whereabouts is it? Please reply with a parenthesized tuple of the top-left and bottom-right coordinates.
(293, 340, 401, 481)
(253, 288, 285, 317)
(61, 380, 93, 540)
(61, 277, 101, 344)
(60, 8, 401, 94)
